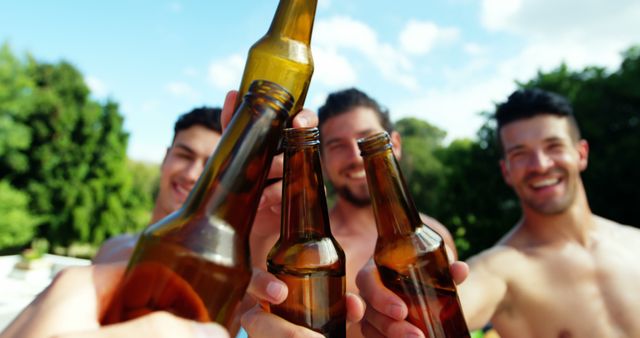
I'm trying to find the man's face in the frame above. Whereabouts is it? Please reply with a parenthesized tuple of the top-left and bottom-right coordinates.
(499, 115, 588, 215)
(320, 107, 400, 208)
(156, 125, 222, 216)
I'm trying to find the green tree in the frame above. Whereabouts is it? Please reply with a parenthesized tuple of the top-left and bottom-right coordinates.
(0, 43, 152, 252)
(396, 117, 448, 215)
(0, 180, 40, 251)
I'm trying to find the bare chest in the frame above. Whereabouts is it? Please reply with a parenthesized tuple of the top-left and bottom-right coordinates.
(493, 242, 640, 338)
(335, 232, 377, 294)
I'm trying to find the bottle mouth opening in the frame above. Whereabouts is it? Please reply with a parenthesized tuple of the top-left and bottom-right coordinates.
(246, 80, 295, 114)
(357, 131, 391, 156)
(283, 127, 319, 147)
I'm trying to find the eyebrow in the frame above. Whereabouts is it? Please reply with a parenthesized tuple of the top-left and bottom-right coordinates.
(505, 136, 567, 154)
(172, 143, 196, 154)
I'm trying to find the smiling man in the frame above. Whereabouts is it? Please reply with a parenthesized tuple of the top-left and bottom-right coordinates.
(357, 88, 640, 338)
(314, 88, 456, 337)
(94, 107, 222, 263)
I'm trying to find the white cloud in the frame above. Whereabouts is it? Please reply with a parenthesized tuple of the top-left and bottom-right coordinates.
(313, 47, 357, 86)
(480, 0, 640, 75)
(399, 20, 460, 55)
(314, 16, 419, 91)
(318, 0, 332, 10)
(85, 76, 108, 98)
(463, 43, 486, 56)
(481, 0, 640, 45)
(182, 67, 198, 77)
(481, 0, 523, 31)
(308, 91, 330, 111)
(394, 76, 516, 142)
(208, 54, 245, 89)
(165, 81, 201, 102)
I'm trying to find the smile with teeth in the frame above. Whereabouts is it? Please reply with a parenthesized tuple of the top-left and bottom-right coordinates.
(174, 182, 192, 197)
(530, 177, 560, 189)
(346, 170, 366, 179)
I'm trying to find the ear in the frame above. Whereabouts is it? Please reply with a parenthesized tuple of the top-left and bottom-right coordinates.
(577, 139, 589, 171)
(500, 159, 514, 187)
(390, 131, 402, 159)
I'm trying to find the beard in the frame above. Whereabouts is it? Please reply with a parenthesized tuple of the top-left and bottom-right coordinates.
(334, 184, 371, 208)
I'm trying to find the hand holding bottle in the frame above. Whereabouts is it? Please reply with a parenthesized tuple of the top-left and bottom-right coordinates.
(240, 269, 366, 338)
(356, 260, 469, 338)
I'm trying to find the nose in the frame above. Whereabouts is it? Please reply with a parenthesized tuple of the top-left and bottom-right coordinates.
(528, 150, 554, 173)
(183, 160, 205, 183)
(346, 139, 362, 162)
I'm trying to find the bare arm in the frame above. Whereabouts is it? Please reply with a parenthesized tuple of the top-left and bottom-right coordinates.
(458, 248, 509, 330)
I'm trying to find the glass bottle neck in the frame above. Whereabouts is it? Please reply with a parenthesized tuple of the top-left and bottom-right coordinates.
(363, 148, 422, 237)
(181, 96, 289, 234)
(268, 0, 317, 43)
(281, 142, 331, 239)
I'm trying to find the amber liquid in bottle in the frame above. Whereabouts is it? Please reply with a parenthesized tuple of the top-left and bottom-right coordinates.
(102, 80, 295, 332)
(267, 128, 346, 337)
(358, 132, 470, 338)
(236, 0, 317, 116)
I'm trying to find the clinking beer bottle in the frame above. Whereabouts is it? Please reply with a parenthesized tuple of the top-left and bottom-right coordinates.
(267, 128, 346, 337)
(357, 132, 470, 338)
(236, 0, 316, 117)
(101, 80, 294, 332)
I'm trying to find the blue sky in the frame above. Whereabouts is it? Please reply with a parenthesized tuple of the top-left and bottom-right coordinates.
(1, 0, 638, 163)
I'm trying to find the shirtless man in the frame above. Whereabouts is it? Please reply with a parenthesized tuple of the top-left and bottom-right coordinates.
(356, 88, 640, 338)
(94, 106, 223, 263)
(245, 88, 456, 337)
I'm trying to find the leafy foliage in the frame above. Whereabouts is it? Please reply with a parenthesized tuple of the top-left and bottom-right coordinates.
(0, 43, 154, 253)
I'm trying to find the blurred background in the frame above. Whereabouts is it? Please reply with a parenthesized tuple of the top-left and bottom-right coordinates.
(1, 0, 638, 261)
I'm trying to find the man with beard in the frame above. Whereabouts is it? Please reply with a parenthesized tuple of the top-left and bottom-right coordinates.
(356, 88, 640, 338)
(243, 88, 456, 338)
(315, 88, 456, 296)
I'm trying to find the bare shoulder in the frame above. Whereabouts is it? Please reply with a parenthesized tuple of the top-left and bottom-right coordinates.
(597, 215, 640, 244)
(93, 233, 140, 264)
(467, 244, 526, 275)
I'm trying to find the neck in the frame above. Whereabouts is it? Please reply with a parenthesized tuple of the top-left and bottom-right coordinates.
(149, 204, 167, 225)
(520, 184, 596, 246)
(330, 197, 376, 235)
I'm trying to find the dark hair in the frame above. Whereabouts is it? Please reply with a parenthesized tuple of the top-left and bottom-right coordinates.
(495, 88, 581, 149)
(172, 106, 222, 143)
(318, 88, 394, 133)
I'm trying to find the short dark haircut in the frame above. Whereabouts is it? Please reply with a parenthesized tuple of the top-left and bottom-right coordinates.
(318, 88, 394, 133)
(172, 106, 222, 143)
(495, 88, 581, 150)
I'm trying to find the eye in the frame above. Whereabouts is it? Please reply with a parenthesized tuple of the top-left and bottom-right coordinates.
(510, 150, 526, 160)
(170, 149, 194, 161)
(547, 142, 564, 152)
(327, 143, 346, 153)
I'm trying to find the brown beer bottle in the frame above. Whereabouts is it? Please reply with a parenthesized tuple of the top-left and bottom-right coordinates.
(357, 132, 470, 338)
(267, 127, 346, 337)
(101, 80, 294, 332)
(236, 0, 316, 117)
